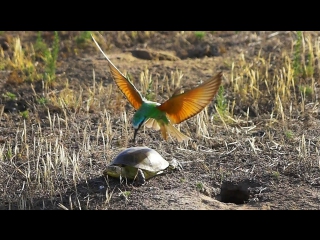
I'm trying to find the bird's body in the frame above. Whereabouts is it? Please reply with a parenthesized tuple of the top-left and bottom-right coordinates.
(91, 34, 222, 142)
(132, 100, 163, 129)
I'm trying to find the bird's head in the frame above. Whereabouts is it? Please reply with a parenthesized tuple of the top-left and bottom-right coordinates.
(132, 114, 147, 142)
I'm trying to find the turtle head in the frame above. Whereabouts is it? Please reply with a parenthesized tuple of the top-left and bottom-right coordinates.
(104, 165, 123, 178)
(132, 115, 147, 142)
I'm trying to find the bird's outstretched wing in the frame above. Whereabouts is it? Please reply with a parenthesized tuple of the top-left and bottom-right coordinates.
(91, 34, 143, 110)
(157, 72, 222, 124)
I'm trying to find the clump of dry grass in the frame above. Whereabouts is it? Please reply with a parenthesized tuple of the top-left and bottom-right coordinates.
(229, 32, 319, 121)
(0, 37, 41, 83)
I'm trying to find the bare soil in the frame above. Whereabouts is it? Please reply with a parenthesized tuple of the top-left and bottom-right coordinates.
(1, 31, 320, 210)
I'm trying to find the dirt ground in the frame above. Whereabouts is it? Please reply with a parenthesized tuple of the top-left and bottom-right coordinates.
(1, 31, 320, 210)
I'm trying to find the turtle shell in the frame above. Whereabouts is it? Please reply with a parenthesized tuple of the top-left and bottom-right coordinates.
(110, 147, 169, 173)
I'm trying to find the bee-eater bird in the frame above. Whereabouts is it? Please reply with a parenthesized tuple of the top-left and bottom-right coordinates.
(91, 35, 222, 142)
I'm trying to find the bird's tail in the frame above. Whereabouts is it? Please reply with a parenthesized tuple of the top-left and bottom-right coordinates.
(144, 118, 191, 142)
(165, 123, 191, 142)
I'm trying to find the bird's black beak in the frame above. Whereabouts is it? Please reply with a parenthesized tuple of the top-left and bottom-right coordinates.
(133, 127, 139, 142)
(133, 118, 145, 142)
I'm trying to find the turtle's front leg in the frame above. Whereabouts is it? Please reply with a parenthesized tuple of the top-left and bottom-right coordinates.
(168, 158, 183, 171)
(136, 168, 146, 185)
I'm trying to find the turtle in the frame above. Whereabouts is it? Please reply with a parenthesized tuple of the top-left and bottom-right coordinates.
(103, 147, 181, 185)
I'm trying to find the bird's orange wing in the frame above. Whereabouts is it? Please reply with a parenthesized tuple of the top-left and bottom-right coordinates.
(91, 35, 143, 110)
(157, 72, 222, 124)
